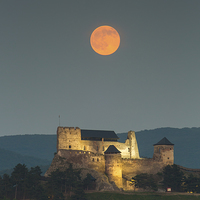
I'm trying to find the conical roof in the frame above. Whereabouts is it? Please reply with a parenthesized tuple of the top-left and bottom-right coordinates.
(104, 145, 121, 154)
(153, 137, 174, 146)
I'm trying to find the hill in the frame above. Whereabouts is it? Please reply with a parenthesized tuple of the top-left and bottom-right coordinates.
(0, 147, 51, 175)
(0, 134, 57, 160)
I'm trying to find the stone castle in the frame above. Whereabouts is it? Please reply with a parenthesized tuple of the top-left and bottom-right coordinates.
(46, 126, 174, 190)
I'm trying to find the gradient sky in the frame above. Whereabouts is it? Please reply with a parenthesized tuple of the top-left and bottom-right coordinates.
(1, 1, 200, 136)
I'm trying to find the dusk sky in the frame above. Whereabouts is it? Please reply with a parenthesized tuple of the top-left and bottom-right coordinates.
(1, 1, 200, 136)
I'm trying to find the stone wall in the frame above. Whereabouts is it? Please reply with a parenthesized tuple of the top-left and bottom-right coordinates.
(122, 158, 165, 180)
(105, 153, 123, 188)
(57, 127, 81, 151)
(57, 149, 105, 173)
(153, 144, 174, 165)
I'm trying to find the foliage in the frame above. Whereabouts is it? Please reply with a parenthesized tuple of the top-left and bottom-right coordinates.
(182, 174, 200, 193)
(83, 173, 96, 190)
(0, 163, 47, 200)
(162, 164, 184, 192)
(134, 173, 158, 191)
(46, 164, 87, 200)
(70, 183, 87, 200)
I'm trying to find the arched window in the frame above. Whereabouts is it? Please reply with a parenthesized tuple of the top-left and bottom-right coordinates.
(69, 145, 71, 149)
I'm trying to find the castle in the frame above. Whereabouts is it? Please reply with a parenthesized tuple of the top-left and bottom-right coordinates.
(46, 126, 174, 190)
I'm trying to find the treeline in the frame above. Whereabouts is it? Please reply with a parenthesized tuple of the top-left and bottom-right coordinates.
(131, 164, 200, 193)
(0, 163, 94, 200)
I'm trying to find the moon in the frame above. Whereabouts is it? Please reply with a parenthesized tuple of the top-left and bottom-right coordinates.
(90, 25, 120, 55)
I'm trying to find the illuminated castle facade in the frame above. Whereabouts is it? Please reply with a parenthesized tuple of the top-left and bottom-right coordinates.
(46, 126, 174, 190)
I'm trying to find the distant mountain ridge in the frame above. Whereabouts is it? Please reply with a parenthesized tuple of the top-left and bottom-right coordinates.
(0, 147, 51, 175)
(0, 134, 57, 160)
(0, 127, 199, 173)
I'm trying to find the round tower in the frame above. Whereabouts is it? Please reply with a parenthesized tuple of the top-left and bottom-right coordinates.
(153, 137, 174, 165)
(104, 145, 123, 189)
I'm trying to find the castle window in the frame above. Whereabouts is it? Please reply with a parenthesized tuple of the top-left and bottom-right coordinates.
(84, 146, 86, 150)
(69, 145, 71, 149)
(97, 158, 99, 162)
(128, 148, 130, 152)
(168, 157, 169, 159)
(92, 158, 94, 162)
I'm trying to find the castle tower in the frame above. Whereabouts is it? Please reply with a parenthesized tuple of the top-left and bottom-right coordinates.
(104, 145, 123, 188)
(153, 137, 174, 165)
(127, 131, 140, 159)
(57, 127, 81, 152)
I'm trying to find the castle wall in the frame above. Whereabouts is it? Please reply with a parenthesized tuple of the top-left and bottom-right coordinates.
(57, 127, 140, 159)
(57, 149, 105, 173)
(122, 158, 165, 180)
(80, 140, 137, 158)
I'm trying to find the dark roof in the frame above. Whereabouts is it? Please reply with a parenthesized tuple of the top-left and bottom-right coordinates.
(154, 137, 174, 146)
(81, 129, 119, 139)
(104, 145, 121, 154)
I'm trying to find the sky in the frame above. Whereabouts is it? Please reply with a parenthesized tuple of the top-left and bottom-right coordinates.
(0, 0, 200, 136)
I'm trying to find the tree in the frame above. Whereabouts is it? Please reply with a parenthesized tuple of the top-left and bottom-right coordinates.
(162, 164, 184, 192)
(46, 169, 65, 200)
(134, 173, 158, 191)
(83, 173, 96, 190)
(70, 183, 87, 200)
(182, 174, 200, 193)
(25, 166, 47, 200)
(64, 164, 82, 196)
(1, 174, 13, 199)
(46, 164, 86, 199)
(11, 163, 28, 199)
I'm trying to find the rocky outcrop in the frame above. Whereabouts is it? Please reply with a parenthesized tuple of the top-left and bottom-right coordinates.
(44, 154, 119, 191)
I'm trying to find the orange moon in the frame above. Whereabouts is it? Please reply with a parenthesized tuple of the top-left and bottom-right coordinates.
(90, 25, 120, 55)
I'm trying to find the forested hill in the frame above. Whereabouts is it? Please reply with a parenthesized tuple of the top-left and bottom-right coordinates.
(118, 127, 200, 169)
(0, 127, 199, 172)
(0, 134, 57, 160)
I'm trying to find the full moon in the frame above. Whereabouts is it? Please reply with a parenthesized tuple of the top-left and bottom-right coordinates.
(90, 25, 120, 55)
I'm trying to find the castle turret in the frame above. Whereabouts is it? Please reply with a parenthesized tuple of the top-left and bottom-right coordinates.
(127, 131, 140, 159)
(57, 127, 81, 152)
(153, 137, 174, 165)
(104, 145, 123, 188)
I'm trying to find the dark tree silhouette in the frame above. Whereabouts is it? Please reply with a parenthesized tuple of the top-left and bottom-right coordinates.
(162, 164, 184, 192)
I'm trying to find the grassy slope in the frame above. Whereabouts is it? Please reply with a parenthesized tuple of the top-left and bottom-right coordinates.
(86, 192, 200, 200)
